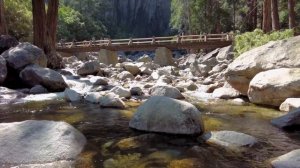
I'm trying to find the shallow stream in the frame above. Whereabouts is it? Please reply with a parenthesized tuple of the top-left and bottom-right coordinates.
(0, 99, 299, 168)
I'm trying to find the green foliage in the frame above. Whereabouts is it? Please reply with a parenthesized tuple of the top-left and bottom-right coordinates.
(234, 29, 294, 57)
(4, 0, 32, 41)
(57, 5, 107, 41)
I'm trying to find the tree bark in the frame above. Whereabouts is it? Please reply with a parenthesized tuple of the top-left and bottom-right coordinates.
(288, 0, 296, 29)
(262, 0, 272, 33)
(271, 0, 280, 30)
(0, 0, 7, 35)
(45, 0, 62, 69)
(252, 0, 257, 29)
(32, 0, 46, 49)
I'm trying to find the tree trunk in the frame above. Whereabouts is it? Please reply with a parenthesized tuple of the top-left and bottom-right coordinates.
(32, 0, 46, 49)
(252, 0, 257, 29)
(288, 0, 296, 29)
(0, 0, 7, 35)
(262, 0, 272, 33)
(271, 0, 280, 30)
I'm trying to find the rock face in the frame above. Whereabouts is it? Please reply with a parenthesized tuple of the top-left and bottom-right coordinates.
(98, 49, 118, 66)
(0, 35, 18, 54)
(248, 68, 300, 106)
(0, 120, 86, 166)
(20, 65, 68, 92)
(106, 0, 171, 37)
(129, 96, 204, 135)
(203, 131, 257, 148)
(225, 36, 300, 95)
(2, 42, 47, 71)
(149, 85, 184, 99)
(77, 61, 100, 76)
(0, 55, 7, 84)
(154, 47, 175, 66)
(271, 149, 300, 168)
(271, 108, 300, 129)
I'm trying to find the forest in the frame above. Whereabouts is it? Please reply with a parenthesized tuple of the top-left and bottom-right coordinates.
(0, 0, 299, 42)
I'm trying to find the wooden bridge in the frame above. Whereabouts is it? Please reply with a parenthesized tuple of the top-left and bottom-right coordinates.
(56, 33, 234, 53)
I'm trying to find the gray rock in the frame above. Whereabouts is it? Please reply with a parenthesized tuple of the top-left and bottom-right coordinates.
(225, 36, 300, 95)
(0, 120, 86, 166)
(129, 96, 204, 135)
(64, 88, 82, 102)
(248, 68, 300, 106)
(89, 76, 109, 86)
(0, 35, 18, 54)
(0, 55, 7, 84)
(84, 92, 103, 104)
(3, 42, 47, 71)
(271, 108, 300, 128)
(150, 85, 184, 99)
(99, 93, 126, 109)
(280, 98, 300, 112)
(122, 62, 141, 76)
(271, 149, 300, 168)
(20, 65, 68, 92)
(212, 87, 241, 99)
(29, 85, 48, 94)
(130, 86, 144, 96)
(111, 86, 131, 98)
(117, 71, 134, 81)
(77, 61, 100, 76)
(203, 131, 257, 148)
(137, 54, 152, 63)
(190, 62, 211, 77)
(216, 45, 233, 63)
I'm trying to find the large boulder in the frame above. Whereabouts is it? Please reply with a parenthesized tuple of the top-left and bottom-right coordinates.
(271, 108, 300, 129)
(0, 120, 86, 167)
(225, 36, 300, 95)
(122, 62, 141, 76)
(0, 55, 7, 84)
(77, 61, 100, 76)
(154, 47, 175, 66)
(20, 65, 68, 92)
(149, 85, 184, 99)
(280, 98, 300, 112)
(271, 149, 300, 168)
(2, 42, 47, 71)
(129, 96, 204, 135)
(0, 35, 18, 54)
(248, 68, 300, 106)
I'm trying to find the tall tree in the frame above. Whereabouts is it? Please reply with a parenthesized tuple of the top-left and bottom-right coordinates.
(271, 0, 280, 30)
(32, 0, 62, 69)
(288, 0, 296, 29)
(262, 0, 272, 32)
(0, 0, 7, 34)
(32, 0, 46, 49)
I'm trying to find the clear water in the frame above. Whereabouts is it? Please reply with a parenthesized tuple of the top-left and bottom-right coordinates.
(0, 100, 299, 168)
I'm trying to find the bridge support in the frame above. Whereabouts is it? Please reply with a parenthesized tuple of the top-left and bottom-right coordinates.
(98, 49, 118, 66)
(154, 47, 175, 67)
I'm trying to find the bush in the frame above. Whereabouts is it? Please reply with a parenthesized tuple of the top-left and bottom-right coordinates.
(234, 29, 294, 57)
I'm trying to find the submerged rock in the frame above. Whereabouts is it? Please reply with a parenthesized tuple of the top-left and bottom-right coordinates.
(271, 149, 300, 168)
(2, 42, 47, 71)
(202, 131, 257, 148)
(20, 65, 68, 92)
(271, 108, 300, 129)
(149, 85, 184, 99)
(248, 68, 300, 106)
(0, 120, 86, 166)
(129, 96, 204, 135)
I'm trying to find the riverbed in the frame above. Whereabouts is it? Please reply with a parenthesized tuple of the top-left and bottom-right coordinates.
(0, 100, 299, 168)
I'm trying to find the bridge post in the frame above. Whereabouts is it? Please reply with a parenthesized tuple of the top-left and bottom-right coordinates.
(176, 35, 181, 43)
(151, 36, 156, 45)
(98, 49, 118, 66)
(154, 47, 175, 67)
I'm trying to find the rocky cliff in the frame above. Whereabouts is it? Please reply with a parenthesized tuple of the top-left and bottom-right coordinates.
(105, 0, 171, 38)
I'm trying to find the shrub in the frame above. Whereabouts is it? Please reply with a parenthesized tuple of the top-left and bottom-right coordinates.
(234, 29, 294, 57)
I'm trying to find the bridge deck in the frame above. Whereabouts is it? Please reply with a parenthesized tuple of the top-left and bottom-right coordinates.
(56, 34, 233, 53)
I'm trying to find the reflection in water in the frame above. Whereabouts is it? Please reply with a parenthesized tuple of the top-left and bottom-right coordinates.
(0, 100, 299, 168)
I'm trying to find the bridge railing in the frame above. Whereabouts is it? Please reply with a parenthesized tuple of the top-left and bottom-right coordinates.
(56, 33, 234, 49)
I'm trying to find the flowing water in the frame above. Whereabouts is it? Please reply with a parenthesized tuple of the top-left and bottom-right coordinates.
(0, 99, 299, 168)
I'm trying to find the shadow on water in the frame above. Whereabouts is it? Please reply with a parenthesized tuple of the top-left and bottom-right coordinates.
(0, 99, 299, 168)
